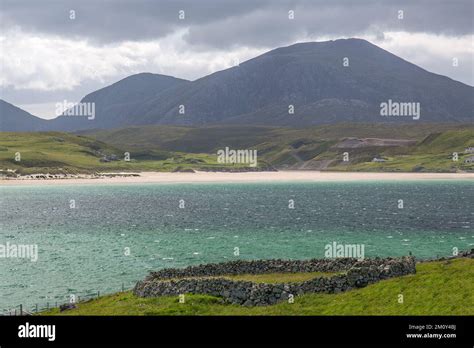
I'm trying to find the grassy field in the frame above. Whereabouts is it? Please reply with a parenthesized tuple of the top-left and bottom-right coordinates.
(41, 258, 473, 316)
(153, 271, 338, 284)
(219, 271, 337, 283)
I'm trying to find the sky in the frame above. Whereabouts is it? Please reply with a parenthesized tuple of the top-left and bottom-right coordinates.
(1, 0, 473, 119)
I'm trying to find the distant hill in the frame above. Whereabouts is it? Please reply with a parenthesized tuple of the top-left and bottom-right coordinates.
(1, 39, 473, 132)
(0, 100, 49, 131)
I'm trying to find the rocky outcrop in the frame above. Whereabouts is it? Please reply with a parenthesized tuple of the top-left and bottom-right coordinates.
(134, 256, 416, 306)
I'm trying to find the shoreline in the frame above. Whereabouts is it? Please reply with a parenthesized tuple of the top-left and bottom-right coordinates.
(1, 171, 473, 186)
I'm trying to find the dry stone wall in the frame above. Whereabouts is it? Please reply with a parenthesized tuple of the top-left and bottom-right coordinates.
(134, 256, 416, 306)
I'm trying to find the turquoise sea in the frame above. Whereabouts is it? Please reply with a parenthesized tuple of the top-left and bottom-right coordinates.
(0, 181, 472, 310)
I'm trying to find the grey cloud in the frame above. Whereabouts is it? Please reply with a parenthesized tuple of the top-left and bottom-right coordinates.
(0, 0, 270, 44)
(184, 0, 473, 50)
(1, 0, 472, 48)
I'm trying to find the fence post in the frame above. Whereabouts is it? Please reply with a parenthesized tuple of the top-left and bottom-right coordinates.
(97, 291, 100, 298)
(122, 283, 124, 292)
(47, 302, 49, 310)
(19, 304, 22, 315)
(36, 304, 38, 313)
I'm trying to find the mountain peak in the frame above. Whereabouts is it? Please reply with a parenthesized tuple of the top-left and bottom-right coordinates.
(263, 38, 381, 58)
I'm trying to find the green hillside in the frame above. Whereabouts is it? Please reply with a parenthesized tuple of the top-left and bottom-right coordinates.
(324, 129, 474, 172)
(85, 123, 474, 172)
(41, 258, 474, 316)
(0, 132, 255, 175)
(1, 124, 472, 175)
(83, 123, 469, 152)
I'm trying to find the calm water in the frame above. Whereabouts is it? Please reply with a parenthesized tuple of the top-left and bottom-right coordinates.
(0, 181, 472, 310)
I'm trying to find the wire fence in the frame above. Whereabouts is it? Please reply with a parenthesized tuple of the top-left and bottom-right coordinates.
(1, 282, 133, 316)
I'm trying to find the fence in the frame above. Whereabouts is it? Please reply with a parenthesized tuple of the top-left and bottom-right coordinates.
(1, 282, 133, 316)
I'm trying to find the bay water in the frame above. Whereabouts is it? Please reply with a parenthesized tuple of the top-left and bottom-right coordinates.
(0, 181, 472, 311)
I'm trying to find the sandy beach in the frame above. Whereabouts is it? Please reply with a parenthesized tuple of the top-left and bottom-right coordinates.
(1, 171, 473, 186)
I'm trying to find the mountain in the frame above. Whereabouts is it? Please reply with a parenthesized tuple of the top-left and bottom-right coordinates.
(1, 73, 188, 132)
(0, 99, 49, 131)
(49, 73, 189, 131)
(133, 39, 473, 126)
(2, 39, 473, 132)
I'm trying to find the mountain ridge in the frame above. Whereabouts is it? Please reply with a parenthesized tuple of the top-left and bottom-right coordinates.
(1, 38, 472, 132)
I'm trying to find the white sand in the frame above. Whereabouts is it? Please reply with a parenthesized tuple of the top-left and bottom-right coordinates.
(1, 171, 473, 186)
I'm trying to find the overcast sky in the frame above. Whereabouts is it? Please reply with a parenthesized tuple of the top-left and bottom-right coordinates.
(1, 0, 473, 119)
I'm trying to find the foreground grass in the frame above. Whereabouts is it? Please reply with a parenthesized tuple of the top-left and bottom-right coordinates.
(42, 258, 473, 316)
